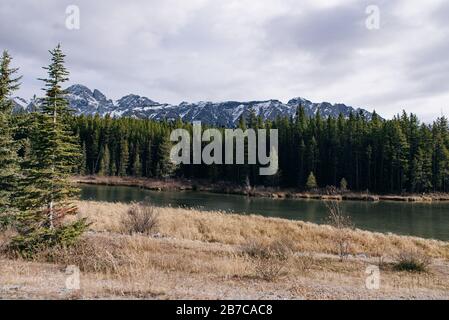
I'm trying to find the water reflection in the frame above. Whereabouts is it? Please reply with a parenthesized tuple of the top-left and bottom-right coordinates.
(80, 184, 449, 241)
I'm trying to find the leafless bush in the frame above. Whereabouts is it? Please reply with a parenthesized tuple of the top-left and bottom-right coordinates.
(325, 200, 354, 261)
(241, 238, 295, 281)
(325, 201, 353, 229)
(241, 239, 267, 258)
(393, 250, 431, 273)
(269, 238, 296, 260)
(122, 201, 159, 235)
(251, 257, 285, 281)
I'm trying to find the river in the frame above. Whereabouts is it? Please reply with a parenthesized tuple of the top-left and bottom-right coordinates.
(80, 184, 449, 241)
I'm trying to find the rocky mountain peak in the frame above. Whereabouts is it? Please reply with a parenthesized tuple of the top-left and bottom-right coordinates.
(12, 84, 378, 126)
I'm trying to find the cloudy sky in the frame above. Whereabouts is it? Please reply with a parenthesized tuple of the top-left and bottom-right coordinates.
(1, 0, 448, 121)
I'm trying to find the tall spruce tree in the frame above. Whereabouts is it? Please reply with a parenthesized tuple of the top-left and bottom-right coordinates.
(79, 142, 87, 175)
(144, 140, 153, 177)
(306, 172, 318, 190)
(133, 147, 142, 177)
(157, 133, 177, 178)
(432, 117, 449, 191)
(13, 45, 88, 255)
(98, 144, 110, 176)
(0, 50, 21, 224)
(118, 138, 129, 176)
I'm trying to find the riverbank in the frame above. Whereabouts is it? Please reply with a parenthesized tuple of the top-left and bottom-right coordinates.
(73, 175, 449, 203)
(1, 201, 448, 299)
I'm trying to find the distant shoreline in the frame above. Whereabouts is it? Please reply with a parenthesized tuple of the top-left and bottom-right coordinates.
(73, 176, 449, 203)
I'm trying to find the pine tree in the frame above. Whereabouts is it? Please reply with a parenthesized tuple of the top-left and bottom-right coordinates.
(306, 172, 318, 190)
(110, 156, 117, 176)
(144, 140, 153, 177)
(78, 142, 87, 175)
(118, 138, 129, 176)
(265, 146, 281, 186)
(13, 45, 88, 256)
(98, 144, 110, 176)
(247, 107, 257, 129)
(0, 50, 21, 224)
(432, 117, 449, 191)
(133, 149, 142, 177)
(238, 115, 247, 131)
(297, 139, 306, 187)
(157, 134, 177, 178)
(295, 105, 307, 132)
(415, 125, 433, 192)
(340, 178, 348, 191)
(306, 136, 319, 177)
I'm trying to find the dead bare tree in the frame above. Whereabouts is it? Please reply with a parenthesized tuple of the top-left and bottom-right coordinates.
(325, 200, 354, 261)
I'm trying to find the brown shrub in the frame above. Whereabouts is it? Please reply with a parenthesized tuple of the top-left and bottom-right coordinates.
(240, 238, 295, 281)
(393, 250, 431, 273)
(122, 202, 159, 235)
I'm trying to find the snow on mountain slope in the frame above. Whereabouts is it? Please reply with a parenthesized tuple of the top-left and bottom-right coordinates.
(12, 84, 377, 126)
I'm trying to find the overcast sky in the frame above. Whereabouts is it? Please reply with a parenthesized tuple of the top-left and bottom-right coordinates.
(1, 0, 448, 121)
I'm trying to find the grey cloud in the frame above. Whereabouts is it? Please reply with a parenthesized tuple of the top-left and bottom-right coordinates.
(433, 1, 449, 28)
(0, 0, 448, 120)
(263, 1, 399, 60)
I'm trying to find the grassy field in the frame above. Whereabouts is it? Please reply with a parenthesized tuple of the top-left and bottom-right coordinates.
(1, 201, 449, 299)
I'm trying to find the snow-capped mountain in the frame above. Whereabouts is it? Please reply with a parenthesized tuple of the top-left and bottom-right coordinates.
(65, 84, 115, 115)
(12, 84, 377, 126)
(11, 96, 29, 113)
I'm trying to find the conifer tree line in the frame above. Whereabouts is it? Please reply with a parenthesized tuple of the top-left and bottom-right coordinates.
(0, 46, 88, 256)
(48, 105, 448, 194)
(2, 46, 449, 217)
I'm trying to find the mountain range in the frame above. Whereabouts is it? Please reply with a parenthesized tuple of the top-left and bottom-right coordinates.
(12, 84, 377, 126)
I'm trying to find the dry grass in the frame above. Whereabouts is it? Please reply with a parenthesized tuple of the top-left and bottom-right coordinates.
(240, 238, 295, 281)
(0, 233, 252, 299)
(1, 200, 449, 299)
(240, 238, 295, 260)
(74, 201, 449, 259)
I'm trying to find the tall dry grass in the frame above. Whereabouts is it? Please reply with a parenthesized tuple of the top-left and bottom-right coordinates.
(74, 201, 449, 259)
(1, 200, 448, 298)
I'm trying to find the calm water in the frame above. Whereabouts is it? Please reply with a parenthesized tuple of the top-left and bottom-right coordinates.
(80, 184, 449, 241)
